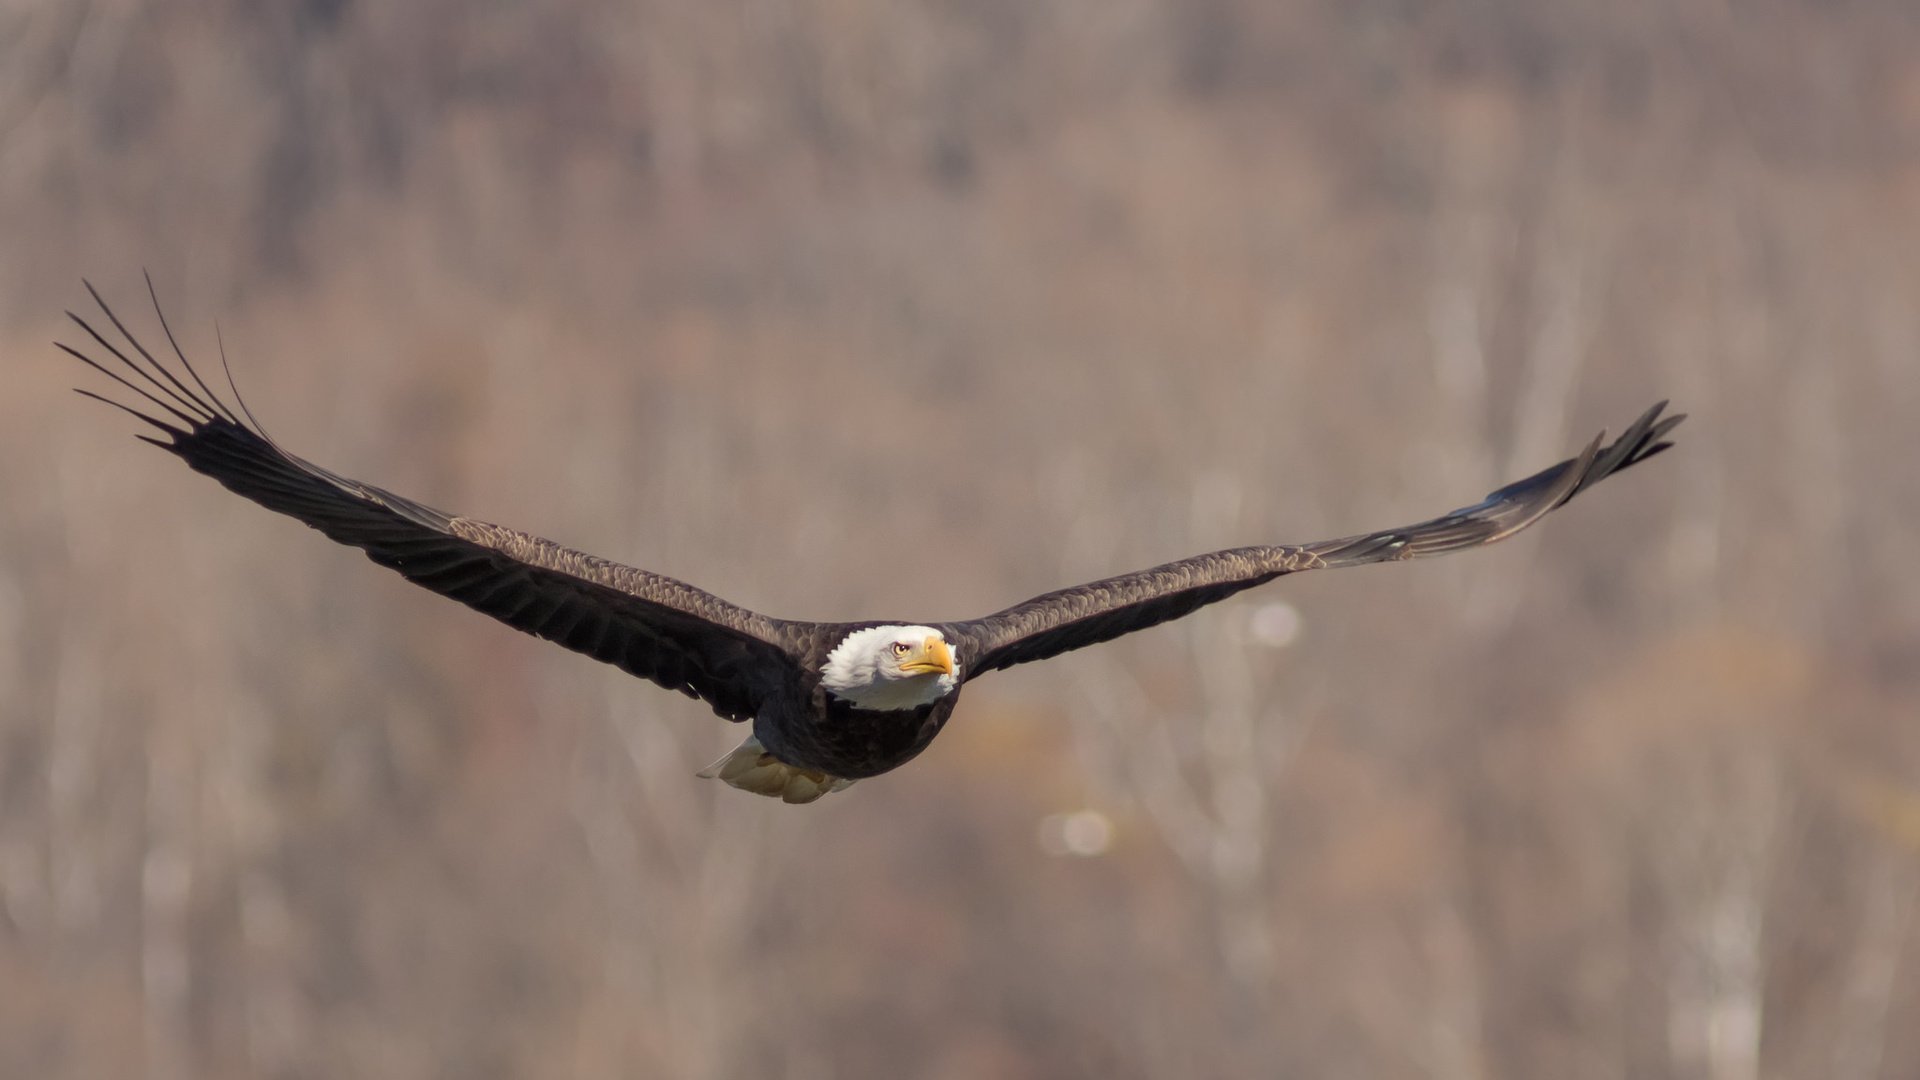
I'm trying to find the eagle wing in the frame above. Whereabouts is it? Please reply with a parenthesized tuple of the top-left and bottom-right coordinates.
(62, 280, 799, 723)
(943, 402, 1682, 678)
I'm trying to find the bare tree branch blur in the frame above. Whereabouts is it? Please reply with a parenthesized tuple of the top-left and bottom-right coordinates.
(2, 1, 1916, 1077)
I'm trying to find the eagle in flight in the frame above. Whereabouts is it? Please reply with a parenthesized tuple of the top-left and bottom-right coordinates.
(63, 280, 1682, 803)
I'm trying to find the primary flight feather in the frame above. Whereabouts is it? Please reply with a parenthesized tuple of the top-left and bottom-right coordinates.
(63, 280, 1683, 803)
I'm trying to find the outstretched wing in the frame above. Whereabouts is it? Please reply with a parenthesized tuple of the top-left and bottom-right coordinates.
(61, 278, 801, 722)
(944, 402, 1682, 678)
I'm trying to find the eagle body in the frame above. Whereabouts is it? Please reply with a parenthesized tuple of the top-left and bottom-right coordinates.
(62, 280, 1683, 804)
(741, 664, 962, 787)
(734, 624, 965, 785)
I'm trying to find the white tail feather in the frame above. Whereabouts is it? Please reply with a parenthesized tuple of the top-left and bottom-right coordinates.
(697, 736, 856, 804)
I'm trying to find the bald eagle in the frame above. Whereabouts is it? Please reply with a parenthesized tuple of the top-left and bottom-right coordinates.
(62, 281, 1682, 803)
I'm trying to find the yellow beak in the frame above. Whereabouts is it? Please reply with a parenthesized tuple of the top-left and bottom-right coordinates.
(900, 636, 955, 676)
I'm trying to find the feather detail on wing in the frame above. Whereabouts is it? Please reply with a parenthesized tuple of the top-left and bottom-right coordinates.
(61, 277, 799, 722)
(945, 402, 1682, 677)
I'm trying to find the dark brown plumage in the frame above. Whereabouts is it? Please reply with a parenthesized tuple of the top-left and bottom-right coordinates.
(938, 407, 1679, 675)
(63, 279, 1682, 802)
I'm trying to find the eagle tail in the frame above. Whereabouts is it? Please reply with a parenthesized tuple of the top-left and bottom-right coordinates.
(697, 736, 856, 804)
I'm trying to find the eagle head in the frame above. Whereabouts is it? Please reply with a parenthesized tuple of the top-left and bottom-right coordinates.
(821, 624, 960, 710)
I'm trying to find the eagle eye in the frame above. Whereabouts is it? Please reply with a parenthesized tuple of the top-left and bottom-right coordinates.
(891, 642, 911, 656)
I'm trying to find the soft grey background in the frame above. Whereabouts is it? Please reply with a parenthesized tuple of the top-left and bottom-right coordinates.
(2, 3, 1916, 1078)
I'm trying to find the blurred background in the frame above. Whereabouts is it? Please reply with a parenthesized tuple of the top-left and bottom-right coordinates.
(2, 2, 1918, 1077)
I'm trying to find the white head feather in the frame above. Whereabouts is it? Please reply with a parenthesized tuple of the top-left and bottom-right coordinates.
(821, 625, 961, 711)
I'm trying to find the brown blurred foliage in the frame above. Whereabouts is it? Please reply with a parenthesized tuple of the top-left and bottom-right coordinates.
(3, 1, 1918, 1077)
